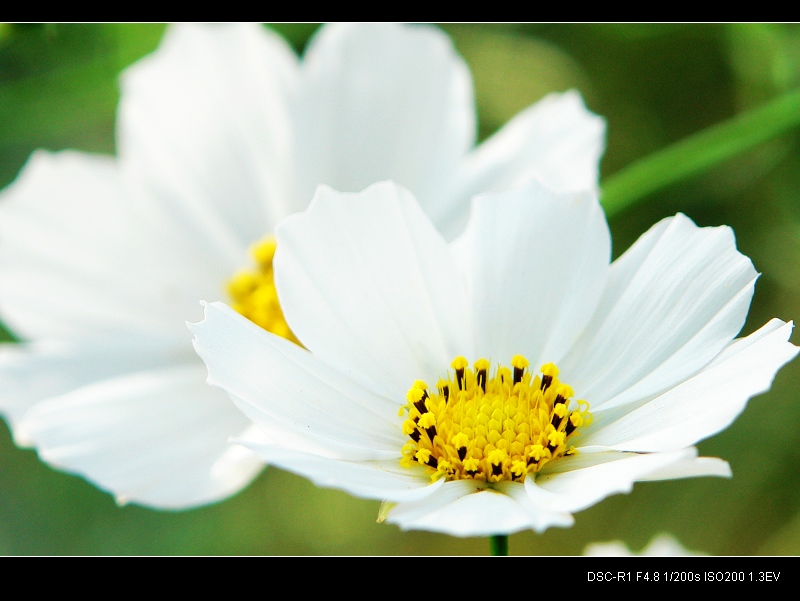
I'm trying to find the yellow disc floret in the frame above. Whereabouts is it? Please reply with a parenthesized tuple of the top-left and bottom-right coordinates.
(400, 356, 591, 483)
(227, 236, 300, 345)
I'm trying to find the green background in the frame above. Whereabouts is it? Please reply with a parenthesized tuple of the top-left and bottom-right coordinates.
(1, 23, 800, 555)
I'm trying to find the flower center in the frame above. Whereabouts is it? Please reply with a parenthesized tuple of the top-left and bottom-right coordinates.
(226, 236, 299, 344)
(400, 356, 590, 483)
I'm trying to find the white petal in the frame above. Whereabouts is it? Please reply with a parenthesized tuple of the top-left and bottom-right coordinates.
(0, 340, 188, 435)
(0, 151, 220, 342)
(493, 481, 576, 532)
(118, 23, 298, 262)
(640, 534, 706, 556)
(583, 541, 633, 556)
(638, 456, 731, 481)
(527, 448, 700, 513)
(451, 181, 610, 367)
(235, 440, 441, 503)
(583, 534, 706, 556)
(15, 363, 263, 509)
(292, 23, 475, 230)
(582, 319, 798, 451)
(561, 213, 759, 410)
(274, 182, 472, 399)
(438, 91, 605, 239)
(190, 301, 404, 461)
(387, 479, 573, 536)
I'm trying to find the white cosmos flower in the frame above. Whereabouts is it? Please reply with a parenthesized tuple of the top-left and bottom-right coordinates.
(583, 533, 705, 556)
(191, 180, 799, 537)
(0, 24, 605, 508)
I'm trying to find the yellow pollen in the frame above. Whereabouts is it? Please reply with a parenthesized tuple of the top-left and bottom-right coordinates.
(227, 236, 300, 345)
(400, 356, 591, 483)
(451, 356, 469, 370)
(418, 412, 437, 429)
(511, 355, 529, 369)
(407, 387, 426, 405)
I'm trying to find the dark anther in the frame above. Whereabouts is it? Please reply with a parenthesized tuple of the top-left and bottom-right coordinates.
(425, 426, 437, 442)
(547, 442, 558, 453)
(442, 385, 450, 403)
(551, 414, 563, 429)
(457, 447, 467, 461)
(409, 430, 421, 442)
(477, 369, 487, 392)
(414, 389, 430, 414)
(491, 463, 503, 477)
(554, 394, 566, 406)
(541, 374, 553, 391)
(527, 456, 539, 466)
(456, 368, 466, 390)
(413, 416, 419, 424)
(513, 367, 524, 385)
(511, 472, 522, 481)
(466, 469, 478, 477)
(426, 455, 438, 469)
(565, 416, 577, 436)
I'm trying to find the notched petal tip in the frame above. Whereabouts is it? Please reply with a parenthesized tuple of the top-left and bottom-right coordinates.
(301, 180, 410, 215)
(185, 300, 212, 332)
(670, 213, 754, 270)
(188, 301, 250, 389)
(276, 182, 410, 242)
(188, 300, 235, 330)
(783, 319, 797, 340)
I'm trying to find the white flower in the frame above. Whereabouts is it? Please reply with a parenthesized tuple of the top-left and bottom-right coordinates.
(191, 180, 798, 537)
(584, 533, 705, 556)
(0, 23, 604, 508)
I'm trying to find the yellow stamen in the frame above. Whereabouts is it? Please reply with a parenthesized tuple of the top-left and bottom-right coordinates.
(400, 356, 591, 483)
(226, 236, 300, 345)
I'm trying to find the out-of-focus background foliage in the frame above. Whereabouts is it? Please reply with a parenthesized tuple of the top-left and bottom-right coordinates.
(1, 23, 800, 555)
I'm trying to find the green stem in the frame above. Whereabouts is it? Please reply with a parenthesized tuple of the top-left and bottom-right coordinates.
(490, 534, 508, 556)
(601, 88, 800, 217)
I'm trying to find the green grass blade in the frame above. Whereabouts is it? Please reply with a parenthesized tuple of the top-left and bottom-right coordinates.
(601, 88, 800, 216)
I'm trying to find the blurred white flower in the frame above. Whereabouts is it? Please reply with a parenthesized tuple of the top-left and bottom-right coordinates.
(0, 23, 604, 508)
(584, 533, 706, 556)
(191, 180, 798, 536)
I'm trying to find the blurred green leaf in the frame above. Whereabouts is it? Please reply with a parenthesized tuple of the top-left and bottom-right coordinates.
(107, 23, 166, 73)
(0, 60, 117, 146)
(601, 87, 800, 216)
(443, 25, 591, 141)
(726, 23, 800, 107)
(0, 24, 164, 148)
(266, 23, 320, 53)
(759, 507, 800, 554)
